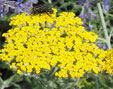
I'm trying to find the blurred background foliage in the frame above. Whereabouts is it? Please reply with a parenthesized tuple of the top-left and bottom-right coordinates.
(0, 0, 113, 89)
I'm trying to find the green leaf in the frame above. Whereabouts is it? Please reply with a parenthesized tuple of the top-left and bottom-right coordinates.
(3, 74, 16, 88)
(10, 82, 21, 89)
(0, 77, 4, 88)
(61, 82, 73, 89)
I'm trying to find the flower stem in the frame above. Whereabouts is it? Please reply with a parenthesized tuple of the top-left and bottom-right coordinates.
(98, 37, 107, 42)
(80, 5, 85, 15)
(97, 2, 111, 49)
(95, 75, 99, 89)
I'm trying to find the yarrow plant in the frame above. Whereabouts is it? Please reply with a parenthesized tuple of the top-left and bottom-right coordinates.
(0, 8, 111, 78)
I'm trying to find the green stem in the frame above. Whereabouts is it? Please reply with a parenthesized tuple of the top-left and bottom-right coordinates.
(98, 37, 107, 42)
(80, 5, 85, 15)
(97, 3, 111, 49)
(95, 75, 99, 89)
(109, 27, 113, 40)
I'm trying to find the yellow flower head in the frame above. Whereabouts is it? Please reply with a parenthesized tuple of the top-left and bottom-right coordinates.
(0, 8, 106, 78)
(102, 49, 113, 74)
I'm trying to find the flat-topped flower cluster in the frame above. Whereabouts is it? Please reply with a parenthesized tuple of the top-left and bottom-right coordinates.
(0, 8, 110, 78)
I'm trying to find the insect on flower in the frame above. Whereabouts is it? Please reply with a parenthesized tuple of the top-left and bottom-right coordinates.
(30, 4, 53, 15)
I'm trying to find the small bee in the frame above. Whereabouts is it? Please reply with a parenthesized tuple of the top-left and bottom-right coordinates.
(30, 4, 53, 15)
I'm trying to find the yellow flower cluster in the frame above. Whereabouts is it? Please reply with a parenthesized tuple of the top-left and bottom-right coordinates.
(102, 49, 113, 74)
(0, 8, 106, 78)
